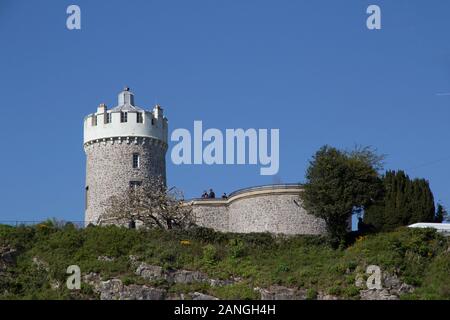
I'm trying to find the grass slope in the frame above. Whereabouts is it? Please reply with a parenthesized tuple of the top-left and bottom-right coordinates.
(0, 222, 449, 300)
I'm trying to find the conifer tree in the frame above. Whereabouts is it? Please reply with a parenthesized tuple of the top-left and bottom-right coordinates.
(364, 170, 435, 231)
(435, 203, 448, 223)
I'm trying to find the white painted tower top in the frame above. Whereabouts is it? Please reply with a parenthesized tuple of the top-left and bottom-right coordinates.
(83, 87, 168, 145)
(118, 87, 134, 106)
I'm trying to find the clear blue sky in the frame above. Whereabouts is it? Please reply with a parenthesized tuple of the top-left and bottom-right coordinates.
(0, 0, 449, 222)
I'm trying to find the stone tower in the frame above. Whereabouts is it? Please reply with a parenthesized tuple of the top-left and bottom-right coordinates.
(83, 87, 168, 224)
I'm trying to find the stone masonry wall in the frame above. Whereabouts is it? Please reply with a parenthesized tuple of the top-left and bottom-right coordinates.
(191, 186, 327, 235)
(84, 137, 167, 224)
(193, 204, 228, 232)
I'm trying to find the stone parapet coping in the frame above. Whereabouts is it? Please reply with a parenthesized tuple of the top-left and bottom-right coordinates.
(189, 184, 304, 207)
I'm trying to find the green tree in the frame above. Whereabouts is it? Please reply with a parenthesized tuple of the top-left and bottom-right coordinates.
(435, 203, 448, 223)
(301, 145, 383, 247)
(364, 170, 436, 231)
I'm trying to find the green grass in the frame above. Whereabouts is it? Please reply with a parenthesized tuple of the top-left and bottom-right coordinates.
(0, 222, 449, 300)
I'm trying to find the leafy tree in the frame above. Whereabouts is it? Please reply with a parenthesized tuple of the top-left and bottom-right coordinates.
(435, 203, 448, 223)
(364, 170, 436, 231)
(301, 145, 383, 247)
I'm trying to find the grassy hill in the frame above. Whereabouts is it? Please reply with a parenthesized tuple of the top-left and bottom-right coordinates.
(0, 222, 449, 300)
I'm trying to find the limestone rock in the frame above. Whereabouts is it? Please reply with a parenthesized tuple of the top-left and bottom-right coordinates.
(83, 272, 102, 293)
(190, 292, 219, 300)
(209, 278, 236, 287)
(0, 247, 17, 271)
(135, 263, 164, 281)
(171, 270, 209, 284)
(360, 289, 398, 300)
(32, 256, 49, 272)
(97, 256, 114, 262)
(317, 292, 340, 300)
(50, 280, 61, 290)
(359, 273, 415, 300)
(98, 279, 166, 300)
(132, 258, 239, 287)
(319, 294, 339, 300)
(260, 286, 307, 300)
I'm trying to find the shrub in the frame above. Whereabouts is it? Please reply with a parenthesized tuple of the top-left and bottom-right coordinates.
(228, 239, 247, 259)
(202, 244, 218, 266)
(306, 288, 318, 300)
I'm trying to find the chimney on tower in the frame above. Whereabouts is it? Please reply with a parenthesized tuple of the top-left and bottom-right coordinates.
(153, 104, 163, 119)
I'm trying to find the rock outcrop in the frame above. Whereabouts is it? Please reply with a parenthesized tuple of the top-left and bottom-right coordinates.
(99, 279, 166, 300)
(0, 247, 17, 272)
(132, 257, 240, 287)
(82, 258, 415, 300)
(190, 292, 219, 300)
(359, 273, 414, 300)
(258, 286, 307, 300)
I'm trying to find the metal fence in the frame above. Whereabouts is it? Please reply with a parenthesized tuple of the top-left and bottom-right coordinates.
(0, 221, 92, 229)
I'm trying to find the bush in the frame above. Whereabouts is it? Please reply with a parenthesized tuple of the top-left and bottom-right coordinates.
(182, 227, 228, 243)
(211, 282, 259, 300)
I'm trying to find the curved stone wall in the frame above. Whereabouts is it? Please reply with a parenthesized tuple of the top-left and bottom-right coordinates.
(191, 184, 327, 235)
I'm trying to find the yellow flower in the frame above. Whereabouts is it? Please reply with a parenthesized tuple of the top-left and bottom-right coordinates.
(180, 240, 191, 246)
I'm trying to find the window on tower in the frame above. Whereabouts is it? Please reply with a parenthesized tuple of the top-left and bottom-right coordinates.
(85, 186, 89, 210)
(92, 115, 97, 126)
(129, 181, 142, 190)
(132, 153, 140, 169)
(137, 112, 143, 123)
(120, 112, 128, 123)
(105, 113, 112, 124)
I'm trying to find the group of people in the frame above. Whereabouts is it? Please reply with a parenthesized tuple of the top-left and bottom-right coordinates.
(201, 189, 228, 199)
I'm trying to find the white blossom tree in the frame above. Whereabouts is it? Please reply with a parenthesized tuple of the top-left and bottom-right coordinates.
(102, 176, 194, 230)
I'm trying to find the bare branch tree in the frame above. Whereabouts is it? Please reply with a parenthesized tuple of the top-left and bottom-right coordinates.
(101, 176, 194, 230)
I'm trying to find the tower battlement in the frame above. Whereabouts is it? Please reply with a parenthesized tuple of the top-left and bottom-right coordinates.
(83, 87, 168, 147)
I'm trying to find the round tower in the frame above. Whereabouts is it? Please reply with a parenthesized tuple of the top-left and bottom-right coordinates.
(83, 87, 168, 224)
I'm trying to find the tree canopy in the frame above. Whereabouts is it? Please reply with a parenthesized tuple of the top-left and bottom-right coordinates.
(301, 145, 383, 246)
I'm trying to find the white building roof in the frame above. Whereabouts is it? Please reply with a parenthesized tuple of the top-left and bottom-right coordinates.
(109, 87, 144, 112)
(408, 223, 450, 234)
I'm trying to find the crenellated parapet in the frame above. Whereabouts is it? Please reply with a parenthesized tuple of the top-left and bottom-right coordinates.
(83, 87, 168, 146)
